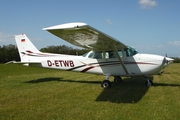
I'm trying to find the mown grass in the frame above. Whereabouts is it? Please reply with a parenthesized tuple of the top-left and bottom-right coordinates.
(0, 64, 180, 120)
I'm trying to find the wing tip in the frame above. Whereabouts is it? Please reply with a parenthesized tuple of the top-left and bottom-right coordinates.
(42, 22, 87, 30)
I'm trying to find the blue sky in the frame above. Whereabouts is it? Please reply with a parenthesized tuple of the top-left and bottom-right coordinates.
(0, 0, 180, 57)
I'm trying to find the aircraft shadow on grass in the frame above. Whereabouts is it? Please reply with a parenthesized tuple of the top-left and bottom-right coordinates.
(24, 77, 63, 83)
(96, 77, 150, 103)
(96, 77, 180, 103)
(24, 77, 180, 103)
(24, 77, 100, 84)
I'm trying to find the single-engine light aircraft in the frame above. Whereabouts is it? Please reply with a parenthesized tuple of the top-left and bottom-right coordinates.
(13, 22, 174, 88)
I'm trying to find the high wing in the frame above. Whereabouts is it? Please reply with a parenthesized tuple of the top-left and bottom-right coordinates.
(43, 22, 128, 51)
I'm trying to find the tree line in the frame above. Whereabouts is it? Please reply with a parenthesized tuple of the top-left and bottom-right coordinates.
(0, 44, 180, 63)
(0, 44, 20, 63)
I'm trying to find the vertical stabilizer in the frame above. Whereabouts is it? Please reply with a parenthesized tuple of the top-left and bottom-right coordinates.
(15, 34, 41, 62)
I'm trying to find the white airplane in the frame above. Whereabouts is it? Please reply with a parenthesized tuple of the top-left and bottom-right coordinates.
(13, 22, 174, 88)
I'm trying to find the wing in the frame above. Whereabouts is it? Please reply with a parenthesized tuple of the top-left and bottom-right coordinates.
(43, 22, 128, 51)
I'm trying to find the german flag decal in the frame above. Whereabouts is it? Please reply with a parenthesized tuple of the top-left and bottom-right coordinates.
(21, 39, 25, 42)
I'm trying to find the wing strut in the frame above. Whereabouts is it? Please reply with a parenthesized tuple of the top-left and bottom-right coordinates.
(112, 44, 129, 75)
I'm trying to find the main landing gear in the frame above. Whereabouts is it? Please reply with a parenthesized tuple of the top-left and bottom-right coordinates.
(114, 76, 122, 82)
(101, 75, 111, 88)
(101, 75, 122, 88)
(101, 80, 111, 88)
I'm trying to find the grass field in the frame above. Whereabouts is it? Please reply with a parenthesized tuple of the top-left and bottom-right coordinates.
(0, 64, 180, 120)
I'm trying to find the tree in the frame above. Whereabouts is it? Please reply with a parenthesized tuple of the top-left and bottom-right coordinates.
(173, 57, 180, 63)
(0, 44, 20, 63)
(40, 45, 89, 55)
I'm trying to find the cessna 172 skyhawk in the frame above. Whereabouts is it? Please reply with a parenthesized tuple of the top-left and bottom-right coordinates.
(13, 22, 173, 88)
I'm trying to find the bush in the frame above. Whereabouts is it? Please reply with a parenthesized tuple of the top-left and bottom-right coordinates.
(173, 57, 180, 63)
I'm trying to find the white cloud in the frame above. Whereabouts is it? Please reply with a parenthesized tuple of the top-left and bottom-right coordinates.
(107, 19, 112, 24)
(139, 0, 157, 9)
(168, 41, 180, 46)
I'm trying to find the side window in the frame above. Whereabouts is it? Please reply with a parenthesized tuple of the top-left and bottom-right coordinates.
(104, 52, 109, 59)
(88, 52, 103, 59)
(82, 52, 88, 57)
(88, 53, 94, 58)
(94, 52, 102, 59)
(118, 50, 123, 57)
(105, 50, 123, 59)
(109, 51, 116, 58)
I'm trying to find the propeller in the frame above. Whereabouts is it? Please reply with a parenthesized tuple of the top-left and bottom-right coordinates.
(159, 54, 174, 75)
(165, 53, 174, 67)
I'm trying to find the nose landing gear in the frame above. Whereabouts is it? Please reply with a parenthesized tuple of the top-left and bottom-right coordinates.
(145, 77, 153, 86)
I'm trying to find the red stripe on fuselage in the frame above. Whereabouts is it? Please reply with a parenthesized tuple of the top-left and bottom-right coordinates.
(81, 66, 94, 72)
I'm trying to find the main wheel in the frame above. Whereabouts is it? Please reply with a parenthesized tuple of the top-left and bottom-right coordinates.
(101, 80, 111, 88)
(114, 76, 122, 82)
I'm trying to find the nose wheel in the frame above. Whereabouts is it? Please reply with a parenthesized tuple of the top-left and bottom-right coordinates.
(145, 77, 153, 86)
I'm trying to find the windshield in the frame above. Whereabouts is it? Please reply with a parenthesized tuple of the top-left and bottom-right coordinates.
(124, 47, 138, 57)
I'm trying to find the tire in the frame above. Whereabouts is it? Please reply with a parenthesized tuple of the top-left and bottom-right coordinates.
(101, 80, 111, 88)
(114, 76, 122, 82)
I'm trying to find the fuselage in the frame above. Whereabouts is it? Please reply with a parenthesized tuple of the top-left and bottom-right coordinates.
(27, 50, 168, 77)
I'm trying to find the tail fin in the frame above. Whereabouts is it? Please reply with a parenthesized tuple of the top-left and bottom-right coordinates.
(15, 34, 41, 62)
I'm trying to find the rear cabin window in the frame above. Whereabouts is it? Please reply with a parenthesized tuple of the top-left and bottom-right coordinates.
(88, 52, 103, 59)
